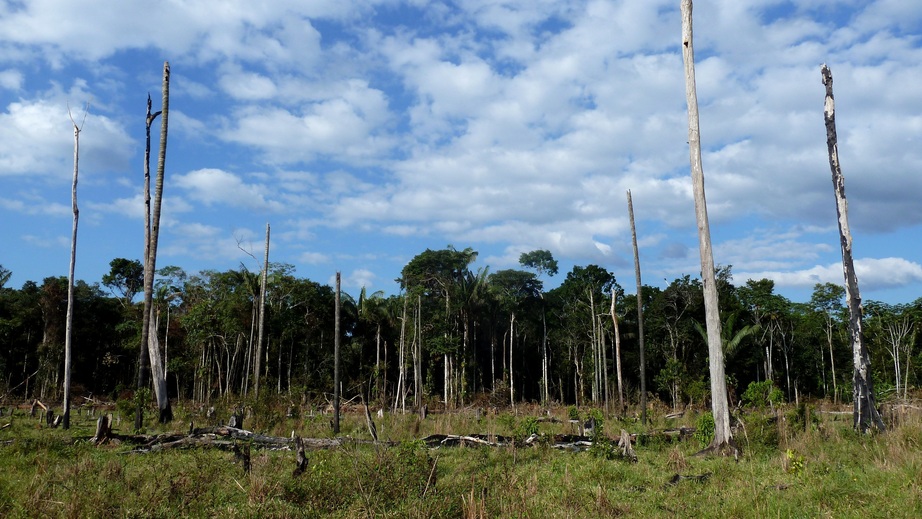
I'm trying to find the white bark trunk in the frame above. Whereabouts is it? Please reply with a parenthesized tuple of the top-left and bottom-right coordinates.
(681, 0, 733, 449)
(148, 307, 170, 413)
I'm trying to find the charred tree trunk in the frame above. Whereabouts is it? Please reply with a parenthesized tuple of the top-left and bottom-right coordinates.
(820, 64, 885, 433)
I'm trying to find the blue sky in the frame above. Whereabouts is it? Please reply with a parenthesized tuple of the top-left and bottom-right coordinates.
(1, 0, 921, 304)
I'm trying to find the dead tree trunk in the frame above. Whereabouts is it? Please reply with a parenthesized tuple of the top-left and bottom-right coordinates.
(138, 63, 173, 428)
(820, 64, 885, 433)
(610, 289, 624, 412)
(63, 104, 87, 429)
(681, 0, 734, 453)
(333, 272, 341, 434)
(254, 223, 270, 397)
(627, 190, 647, 425)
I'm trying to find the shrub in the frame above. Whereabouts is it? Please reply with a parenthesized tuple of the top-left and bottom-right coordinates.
(694, 412, 715, 447)
(515, 416, 540, 441)
(742, 380, 783, 408)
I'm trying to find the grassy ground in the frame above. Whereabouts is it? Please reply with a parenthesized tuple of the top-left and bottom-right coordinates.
(1, 400, 920, 518)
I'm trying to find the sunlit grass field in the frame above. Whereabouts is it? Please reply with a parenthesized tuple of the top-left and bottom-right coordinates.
(1, 398, 920, 518)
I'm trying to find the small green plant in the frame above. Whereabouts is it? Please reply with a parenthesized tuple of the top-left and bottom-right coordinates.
(742, 380, 783, 408)
(785, 449, 805, 475)
(694, 411, 715, 447)
(587, 408, 605, 439)
(498, 413, 517, 434)
(589, 436, 618, 460)
(515, 416, 540, 440)
(568, 406, 580, 421)
(787, 402, 819, 434)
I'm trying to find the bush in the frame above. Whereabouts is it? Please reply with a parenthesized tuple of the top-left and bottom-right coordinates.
(568, 406, 580, 421)
(515, 416, 540, 440)
(787, 402, 819, 434)
(694, 412, 715, 447)
(741, 412, 781, 450)
(742, 380, 783, 408)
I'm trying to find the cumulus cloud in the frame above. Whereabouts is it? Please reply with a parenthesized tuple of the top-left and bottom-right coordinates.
(0, 68, 23, 90)
(2, 0, 921, 300)
(174, 168, 284, 212)
(0, 94, 133, 179)
(737, 257, 922, 293)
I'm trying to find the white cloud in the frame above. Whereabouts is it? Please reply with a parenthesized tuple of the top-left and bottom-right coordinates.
(0, 68, 23, 90)
(737, 257, 922, 293)
(221, 80, 393, 164)
(174, 168, 284, 212)
(300, 252, 331, 265)
(0, 94, 133, 179)
(0, 195, 69, 217)
(343, 268, 377, 291)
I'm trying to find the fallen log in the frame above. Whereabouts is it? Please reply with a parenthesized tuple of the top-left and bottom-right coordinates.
(192, 426, 292, 447)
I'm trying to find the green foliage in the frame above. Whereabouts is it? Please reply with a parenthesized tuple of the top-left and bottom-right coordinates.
(519, 249, 559, 278)
(742, 380, 784, 408)
(497, 413, 517, 435)
(742, 412, 781, 450)
(694, 411, 715, 447)
(787, 402, 819, 433)
(684, 377, 710, 406)
(635, 431, 669, 451)
(568, 406, 580, 421)
(588, 436, 618, 460)
(785, 449, 805, 475)
(3, 406, 922, 517)
(587, 408, 605, 439)
(516, 416, 540, 439)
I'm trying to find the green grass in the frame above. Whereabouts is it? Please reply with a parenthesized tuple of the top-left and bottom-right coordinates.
(1, 401, 921, 518)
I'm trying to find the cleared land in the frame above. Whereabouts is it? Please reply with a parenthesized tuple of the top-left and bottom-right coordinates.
(0, 399, 920, 518)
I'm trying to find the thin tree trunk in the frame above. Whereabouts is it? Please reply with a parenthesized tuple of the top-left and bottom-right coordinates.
(589, 290, 598, 404)
(62, 105, 85, 429)
(627, 190, 647, 425)
(611, 289, 624, 412)
(821, 64, 885, 433)
(827, 321, 838, 403)
(333, 272, 341, 434)
(254, 223, 270, 397)
(681, 1, 733, 451)
(542, 312, 549, 405)
(415, 295, 423, 410)
(394, 295, 407, 413)
(509, 314, 515, 406)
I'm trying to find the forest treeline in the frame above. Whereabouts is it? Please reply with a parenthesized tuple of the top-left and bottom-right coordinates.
(1, 247, 919, 412)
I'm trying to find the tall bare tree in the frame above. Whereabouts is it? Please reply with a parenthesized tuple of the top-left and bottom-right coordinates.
(610, 289, 624, 412)
(254, 223, 270, 397)
(333, 271, 341, 434)
(62, 104, 87, 429)
(821, 64, 885, 433)
(137, 62, 172, 428)
(627, 190, 647, 424)
(681, 0, 734, 453)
